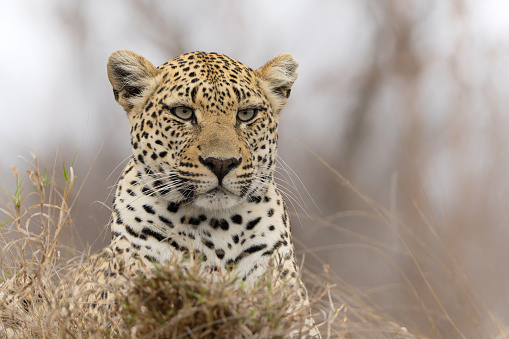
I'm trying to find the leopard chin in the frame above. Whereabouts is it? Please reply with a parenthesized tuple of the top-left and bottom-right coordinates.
(193, 188, 243, 210)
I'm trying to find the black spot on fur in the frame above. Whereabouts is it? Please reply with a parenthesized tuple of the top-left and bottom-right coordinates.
(231, 214, 243, 224)
(203, 239, 215, 249)
(248, 195, 262, 203)
(167, 202, 180, 213)
(143, 204, 156, 214)
(246, 217, 261, 230)
(125, 225, 139, 238)
(159, 215, 174, 228)
(218, 219, 229, 230)
(210, 218, 229, 230)
(142, 187, 155, 196)
(226, 259, 236, 269)
(191, 86, 198, 103)
(183, 216, 203, 226)
(137, 154, 145, 164)
(144, 254, 158, 263)
(209, 218, 219, 229)
(215, 249, 225, 259)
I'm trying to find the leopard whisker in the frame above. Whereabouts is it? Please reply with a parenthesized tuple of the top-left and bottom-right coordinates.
(251, 177, 311, 223)
(277, 156, 322, 214)
(254, 174, 304, 206)
(136, 172, 180, 185)
(255, 159, 320, 216)
(117, 180, 185, 210)
(251, 178, 306, 212)
(103, 156, 136, 208)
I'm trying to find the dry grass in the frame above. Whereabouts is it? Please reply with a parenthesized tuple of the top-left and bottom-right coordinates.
(117, 261, 322, 338)
(0, 153, 342, 338)
(296, 146, 508, 339)
(4, 150, 500, 338)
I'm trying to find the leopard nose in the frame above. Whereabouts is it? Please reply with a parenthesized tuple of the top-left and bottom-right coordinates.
(199, 156, 241, 184)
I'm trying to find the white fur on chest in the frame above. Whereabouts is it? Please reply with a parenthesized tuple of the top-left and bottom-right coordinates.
(111, 168, 292, 283)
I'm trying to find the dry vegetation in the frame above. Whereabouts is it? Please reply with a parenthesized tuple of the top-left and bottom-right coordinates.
(0, 153, 337, 338)
(6, 147, 499, 338)
(0, 153, 430, 338)
(297, 149, 508, 339)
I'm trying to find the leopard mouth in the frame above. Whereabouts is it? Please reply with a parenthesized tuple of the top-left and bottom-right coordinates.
(208, 186, 234, 195)
(201, 187, 238, 200)
(194, 186, 243, 210)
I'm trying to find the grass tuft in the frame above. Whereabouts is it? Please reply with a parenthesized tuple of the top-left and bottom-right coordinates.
(114, 262, 318, 338)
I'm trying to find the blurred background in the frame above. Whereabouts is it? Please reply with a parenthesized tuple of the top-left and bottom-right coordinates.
(1, 1, 509, 337)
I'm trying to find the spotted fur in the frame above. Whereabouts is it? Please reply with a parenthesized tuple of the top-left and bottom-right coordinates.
(106, 50, 319, 337)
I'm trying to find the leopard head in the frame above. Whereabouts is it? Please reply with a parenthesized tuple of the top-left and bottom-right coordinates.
(107, 50, 298, 210)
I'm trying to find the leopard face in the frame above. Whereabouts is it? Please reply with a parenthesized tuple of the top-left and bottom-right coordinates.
(107, 51, 297, 211)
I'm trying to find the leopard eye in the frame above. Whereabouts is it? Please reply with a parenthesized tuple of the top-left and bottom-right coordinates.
(237, 108, 258, 122)
(170, 106, 194, 121)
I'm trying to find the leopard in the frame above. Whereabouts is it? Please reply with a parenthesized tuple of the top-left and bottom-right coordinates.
(104, 50, 320, 337)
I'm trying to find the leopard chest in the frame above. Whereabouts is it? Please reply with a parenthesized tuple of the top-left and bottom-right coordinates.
(111, 169, 292, 281)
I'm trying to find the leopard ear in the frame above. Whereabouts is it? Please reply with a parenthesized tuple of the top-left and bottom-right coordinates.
(107, 50, 159, 113)
(256, 53, 298, 113)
